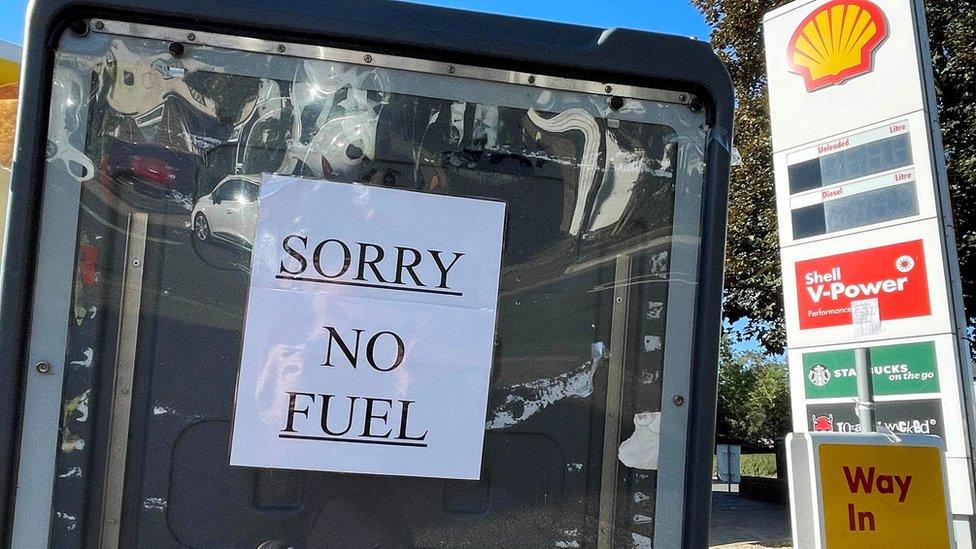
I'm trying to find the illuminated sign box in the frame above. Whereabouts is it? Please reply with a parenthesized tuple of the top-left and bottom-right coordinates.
(781, 222, 953, 347)
(0, 1, 734, 547)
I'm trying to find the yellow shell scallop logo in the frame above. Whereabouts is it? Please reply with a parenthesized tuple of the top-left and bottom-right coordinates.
(788, 0, 889, 91)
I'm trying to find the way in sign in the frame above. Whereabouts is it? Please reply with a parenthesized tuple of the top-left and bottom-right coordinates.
(843, 465, 913, 532)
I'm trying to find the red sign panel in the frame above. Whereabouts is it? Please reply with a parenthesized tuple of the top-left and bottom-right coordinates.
(795, 240, 930, 329)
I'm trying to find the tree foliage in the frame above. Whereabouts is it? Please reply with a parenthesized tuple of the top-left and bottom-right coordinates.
(692, 0, 976, 354)
(715, 337, 792, 448)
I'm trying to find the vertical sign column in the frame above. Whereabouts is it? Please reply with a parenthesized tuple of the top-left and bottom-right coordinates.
(763, 0, 976, 543)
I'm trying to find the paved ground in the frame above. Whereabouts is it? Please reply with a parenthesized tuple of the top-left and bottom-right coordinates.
(709, 484, 792, 548)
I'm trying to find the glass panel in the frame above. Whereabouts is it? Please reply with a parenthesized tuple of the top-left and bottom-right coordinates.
(42, 24, 707, 547)
(791, 182, 919, 239)
(787, 133, 913, 194)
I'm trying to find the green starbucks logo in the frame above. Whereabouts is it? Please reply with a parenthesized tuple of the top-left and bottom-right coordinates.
(809, 363, 831, 387)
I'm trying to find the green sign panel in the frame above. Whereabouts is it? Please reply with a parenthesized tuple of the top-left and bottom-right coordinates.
(803, 341, 939, 399)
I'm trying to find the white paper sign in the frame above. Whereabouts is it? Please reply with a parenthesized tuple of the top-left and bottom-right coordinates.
(851, 298, 882, 337)
(230, 175, 506, 480)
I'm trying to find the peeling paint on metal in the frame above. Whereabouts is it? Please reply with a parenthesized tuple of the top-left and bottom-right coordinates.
(618, 412, 661, 470)
(153, 405, 176, 415)
(633, 491, 650, 503)
(60, 435, 85, 453)
(640, 370, 661, 385)
(69, 347, 94, 368)
(58, 467, 82, 479)
(56, 511, 77, 531)
(642, 335, 662, 352)
(485, 358, 603, 430)
(143, 497, 167, 512)
(648, 250, 669, 274)
(633, 514, 652, 524)
(63, 390, 91, 423)
(554, 529, 580, 548)
(632, 532, 653, 548)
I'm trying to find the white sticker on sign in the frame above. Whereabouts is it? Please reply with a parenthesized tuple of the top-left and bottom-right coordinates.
(851, 298, 882, 336)
(229, 175, 506, 480)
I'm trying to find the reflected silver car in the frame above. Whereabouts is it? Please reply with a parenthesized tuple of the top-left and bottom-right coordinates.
(191, 175, 260, 248)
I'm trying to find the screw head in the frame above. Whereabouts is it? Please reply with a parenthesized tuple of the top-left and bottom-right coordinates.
(93, 20, 104, 30)
(605, 85, 613, 94)
(447, 66, 456, 74)
(186, 32, 196, 42)
(673, 395, 685, 406)
(277, 44, 286, 53)
(364, 54, 373, 63)
(527, 75, 536, 84)
(35, 362, 52, 374)
(132, 259, 141, 267)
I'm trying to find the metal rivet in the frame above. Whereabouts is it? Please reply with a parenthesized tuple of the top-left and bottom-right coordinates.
(615, 297, 623, 303)
(132, 259, 141, 267)
(93, 20, 104, 30)
(527, 75, 536, 84)
(35, 362, 52, 374)
(364, 54, 373, 63)
(186, 32, 196, 42)
(679, 93, 688, 102)
(277, 44, 286, 53)
(673, 395, 685, 406)
(605, 85, 613, 94)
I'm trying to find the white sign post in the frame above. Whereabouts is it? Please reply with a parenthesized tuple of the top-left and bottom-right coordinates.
(764, 0, 976, 545)
(230, 175, 506, 480)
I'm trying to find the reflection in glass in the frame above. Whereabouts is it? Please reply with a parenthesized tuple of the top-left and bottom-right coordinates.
(44, 29, 707, 548)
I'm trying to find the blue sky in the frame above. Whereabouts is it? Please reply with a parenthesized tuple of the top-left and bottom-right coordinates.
(0, 0, 710, 45)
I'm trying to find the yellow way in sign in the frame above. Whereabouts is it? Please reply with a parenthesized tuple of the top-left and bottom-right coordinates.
(819, 443, 951, 548)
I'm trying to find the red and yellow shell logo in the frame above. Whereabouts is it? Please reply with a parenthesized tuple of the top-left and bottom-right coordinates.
(787, 0, 888, 91)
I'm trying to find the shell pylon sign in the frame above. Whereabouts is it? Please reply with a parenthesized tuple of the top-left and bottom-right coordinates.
(766, 0, 976, 545)
(787, 0, 888, 91)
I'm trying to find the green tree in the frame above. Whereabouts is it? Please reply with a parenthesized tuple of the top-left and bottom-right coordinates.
(745, 362, 792, 446)
(715, 337, 791, 448)
(692, 0, 976, 354)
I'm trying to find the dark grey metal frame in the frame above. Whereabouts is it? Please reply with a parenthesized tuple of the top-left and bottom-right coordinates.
(0, 0, 733, 546)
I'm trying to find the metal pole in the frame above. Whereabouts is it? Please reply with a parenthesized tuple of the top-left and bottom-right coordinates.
(727, 449, 732, 494)
(854, 347, 876, 433)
